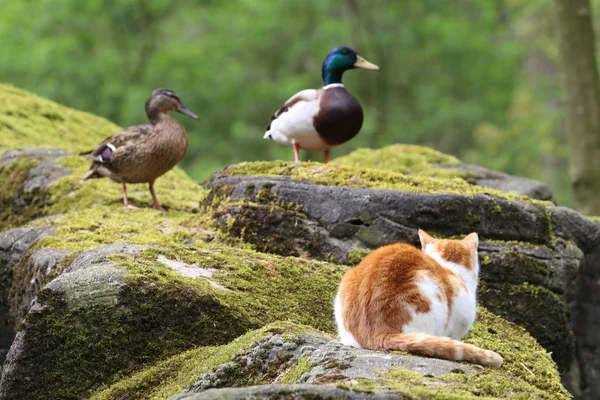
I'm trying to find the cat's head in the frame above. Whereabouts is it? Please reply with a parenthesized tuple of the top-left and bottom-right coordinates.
(418, 230, 479, 271)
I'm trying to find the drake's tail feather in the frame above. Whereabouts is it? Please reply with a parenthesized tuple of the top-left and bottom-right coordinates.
(377, 333, 502, 368)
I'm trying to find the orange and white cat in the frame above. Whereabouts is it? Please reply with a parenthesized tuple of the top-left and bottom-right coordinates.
(334, 230, 502, 367)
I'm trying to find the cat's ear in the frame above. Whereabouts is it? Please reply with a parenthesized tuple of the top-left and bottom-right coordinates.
(418, 229, 434, 249)
(463, 232, 479, 249)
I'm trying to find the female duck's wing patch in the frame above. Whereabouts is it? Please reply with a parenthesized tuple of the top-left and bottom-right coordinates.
(84, 124, 153, 163)
(265, 89, 319, 134)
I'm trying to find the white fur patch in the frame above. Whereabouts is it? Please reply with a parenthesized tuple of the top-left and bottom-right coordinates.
(334, 292, 362, 348)
(423, 249, 478, 340)
(428, 252, 478, 296)
(402, 275, 448, 336)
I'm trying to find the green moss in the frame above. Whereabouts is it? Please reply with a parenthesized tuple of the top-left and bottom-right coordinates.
(7, 225, 345, 398)
(0, 154, 205, 232)
(479, 250, 550, 288)
(224, 161, 551, 206)
(46, 156, 204, 215)
(332, 144, 463, 179)
(586, 215, 600, 224)
(211, 200, 316, 258)
(31, 206, 211, 257)
(31, 213, 345, 332)
(11, 263, 251, 400)
(0, 156, 42, 231)
(478, 283, 573, 373)
(345, 308, 569, 400)
(92, 308, 566, 400)
(0, 84, 121, 154)
(91, 322, 311, 400)
(280, 356, 313, 384)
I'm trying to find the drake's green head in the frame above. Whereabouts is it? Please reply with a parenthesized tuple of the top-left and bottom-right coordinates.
(321, 46, 379, 86)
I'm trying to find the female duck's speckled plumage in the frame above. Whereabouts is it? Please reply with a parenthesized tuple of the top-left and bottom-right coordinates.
(265, 46, 379, 163)
(81, 88, 198, 210)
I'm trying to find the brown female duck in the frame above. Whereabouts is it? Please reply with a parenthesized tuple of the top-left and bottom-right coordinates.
(80, 88, 198, 210)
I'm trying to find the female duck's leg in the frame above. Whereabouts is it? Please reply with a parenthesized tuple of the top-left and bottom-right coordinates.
(324, 150, 330, 164)
(293, 143, 301, 163)
(149, 181, 166, 212)
(122, 183, 139, 209)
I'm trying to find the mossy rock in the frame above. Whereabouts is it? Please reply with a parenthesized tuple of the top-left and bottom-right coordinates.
(204, 168, 584, 372)
(222, 161, 550, 205)
(0, 84, 205, 231)
(333, 145, 554, 201)
(0, 149, 204, 233)
(0, 215, 570, 399)
(332, 144, 462, 178)
(207, 170, 555, 256)
(0, 234, 345, 399)
(0, 84, 119, 153)
(479, 283, 574, 374)
(92, 314, 569, 400)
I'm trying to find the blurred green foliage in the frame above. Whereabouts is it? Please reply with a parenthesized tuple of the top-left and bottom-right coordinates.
(1, 0, 595, 206)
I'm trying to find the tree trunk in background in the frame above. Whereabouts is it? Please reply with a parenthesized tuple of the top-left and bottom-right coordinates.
(554, 0, 600, 216)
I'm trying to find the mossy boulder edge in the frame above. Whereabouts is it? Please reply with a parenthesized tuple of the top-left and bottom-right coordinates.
(94, 315, 568, 400)
(205, 167, 587, 371)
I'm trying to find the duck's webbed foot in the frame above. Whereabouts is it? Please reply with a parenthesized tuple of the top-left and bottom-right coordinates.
(121, 183, 139, 210)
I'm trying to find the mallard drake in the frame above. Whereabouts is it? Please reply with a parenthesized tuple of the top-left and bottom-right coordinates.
(80, 88, 198, 210)
(264, 46, 379, 163)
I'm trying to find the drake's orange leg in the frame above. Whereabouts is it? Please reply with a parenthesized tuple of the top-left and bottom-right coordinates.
(324, 150, 330, 164)
(293, 143, 301, 163)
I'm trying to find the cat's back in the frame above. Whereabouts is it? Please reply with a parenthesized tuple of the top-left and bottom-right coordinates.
(342, 242, 437, 289)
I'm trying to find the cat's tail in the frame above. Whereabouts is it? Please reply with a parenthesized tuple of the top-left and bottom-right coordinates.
(378, 332, 503, 368)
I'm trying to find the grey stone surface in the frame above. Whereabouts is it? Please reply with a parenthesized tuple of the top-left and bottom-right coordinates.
(0, 149, 71, 168)
(478, 239, 582, 295)
(211, 174, 554, 247)
(0, 265, 128, 399)
(171, 384, 404, 400)
(0, 226, 56, 367)
(9, 247, 71, 327)
(0, 149, 72, 232)
(176, 332, 478, 398)
(0, 148, 71, 198)
(570, 240, 600, 400)
(68, 243, 151, 272)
